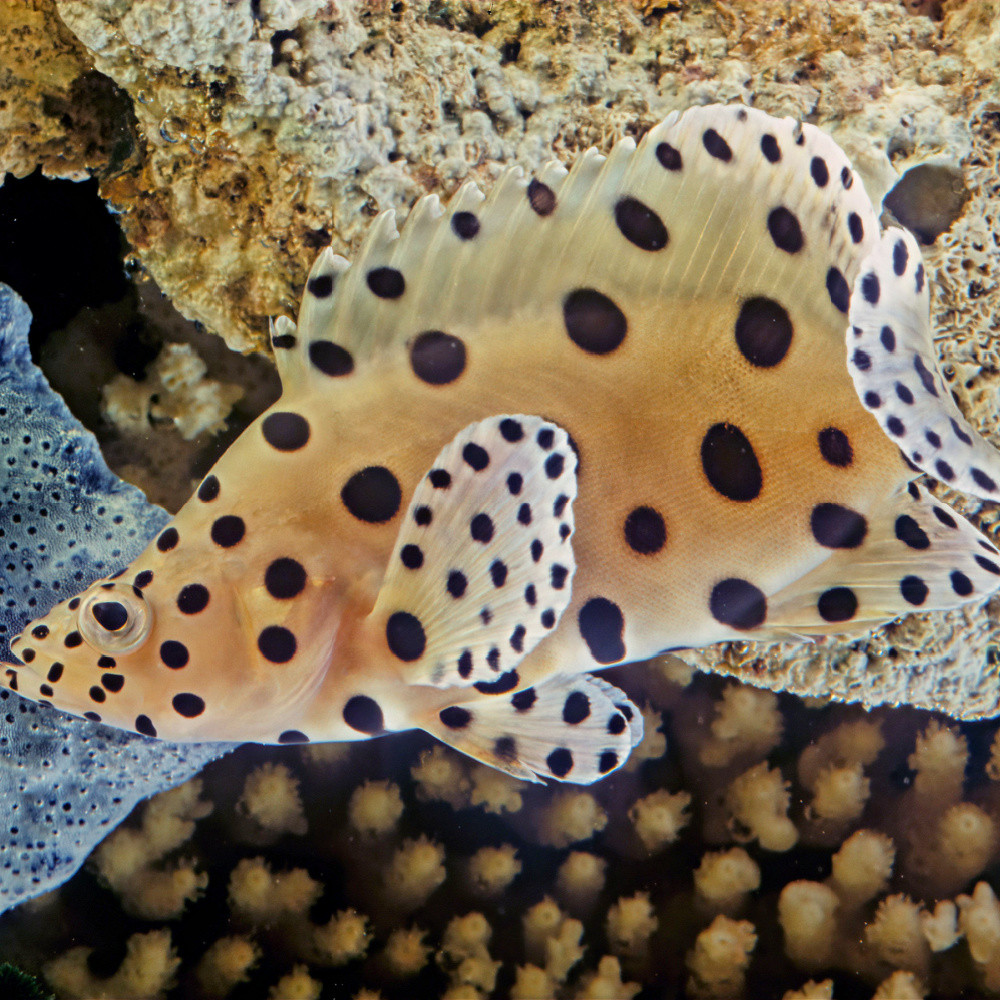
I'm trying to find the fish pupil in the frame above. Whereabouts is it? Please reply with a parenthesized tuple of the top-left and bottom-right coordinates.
(92, 601, 129, 632)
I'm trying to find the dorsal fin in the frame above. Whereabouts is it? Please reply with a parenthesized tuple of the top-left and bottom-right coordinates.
(282, 104, 881, 393)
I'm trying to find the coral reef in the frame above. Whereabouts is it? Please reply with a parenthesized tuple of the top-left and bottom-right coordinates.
(4, 677, 1000, 998)
(2, 0, 1000, 997)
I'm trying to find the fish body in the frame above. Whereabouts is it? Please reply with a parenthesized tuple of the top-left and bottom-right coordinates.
(6, 105, 1000, 783)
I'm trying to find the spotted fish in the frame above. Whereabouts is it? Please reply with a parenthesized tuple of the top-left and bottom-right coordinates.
(5, 105, 1000, 784)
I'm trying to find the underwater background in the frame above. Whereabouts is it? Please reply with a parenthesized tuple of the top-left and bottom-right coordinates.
(2, 1, 1000, 997)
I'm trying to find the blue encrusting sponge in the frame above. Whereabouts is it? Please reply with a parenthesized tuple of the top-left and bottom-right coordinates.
(0, 283, 234, 913)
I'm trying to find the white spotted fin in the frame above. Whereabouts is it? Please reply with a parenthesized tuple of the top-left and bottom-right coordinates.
(285, 103, 882, 388)
(419, 673, 644, 783)
(765, 482, 1000, 634)
(370, 415, 577, 690)
(849, 227, 1000, 499)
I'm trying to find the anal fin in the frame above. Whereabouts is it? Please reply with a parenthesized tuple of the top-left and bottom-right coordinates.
(766, 482, 1000, 634)
(421, 674, 644, 784)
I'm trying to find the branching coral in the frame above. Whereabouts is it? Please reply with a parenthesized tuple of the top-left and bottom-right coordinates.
(43, 930, 179, 1000)
(23, 684, 1000, 999)
(235, 762, 308, 839)
(90, 780, 211, 919)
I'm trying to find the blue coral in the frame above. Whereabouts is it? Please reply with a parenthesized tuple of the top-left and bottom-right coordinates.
(0, 284, 234, 913)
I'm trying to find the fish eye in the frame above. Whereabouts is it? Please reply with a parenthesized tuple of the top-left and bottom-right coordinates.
(78, 586, 153, 654)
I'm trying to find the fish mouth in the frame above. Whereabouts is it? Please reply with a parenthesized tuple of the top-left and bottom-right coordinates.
(2, 661, 22, 690)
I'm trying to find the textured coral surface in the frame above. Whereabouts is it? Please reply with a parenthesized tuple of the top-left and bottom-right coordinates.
(3, 0, 1000, 997)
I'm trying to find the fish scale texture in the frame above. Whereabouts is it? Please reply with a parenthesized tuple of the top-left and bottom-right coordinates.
(0, 284, 233, 913)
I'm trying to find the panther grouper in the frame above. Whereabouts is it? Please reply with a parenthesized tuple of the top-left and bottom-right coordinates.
(6, 104, 1000, 783)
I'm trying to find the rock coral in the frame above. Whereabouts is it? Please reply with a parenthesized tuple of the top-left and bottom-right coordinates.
(3, 1, 1000, 998)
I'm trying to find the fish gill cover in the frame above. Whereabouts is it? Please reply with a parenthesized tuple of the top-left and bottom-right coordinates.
(0, 283, 234, 912)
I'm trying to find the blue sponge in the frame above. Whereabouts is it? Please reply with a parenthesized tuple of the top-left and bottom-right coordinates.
(0, 283, 234, 913)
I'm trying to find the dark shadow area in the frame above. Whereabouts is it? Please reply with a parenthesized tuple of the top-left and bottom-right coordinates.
(0, 171, 130, 355)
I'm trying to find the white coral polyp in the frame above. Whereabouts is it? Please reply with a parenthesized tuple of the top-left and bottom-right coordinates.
(686, 915, 756, 999)
(806, 762, 869, 823)
(726, 762, 798, 852)
(778, 881, 838, 970)
(629, 789, 692, 852)
(694, 847, 761, 913)
(828, 829, 895, 906)
(865, 894, 930, 976)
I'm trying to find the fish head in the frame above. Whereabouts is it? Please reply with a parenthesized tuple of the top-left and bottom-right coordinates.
(9, 575, 160, 728)
(4, 496, 349, 741)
